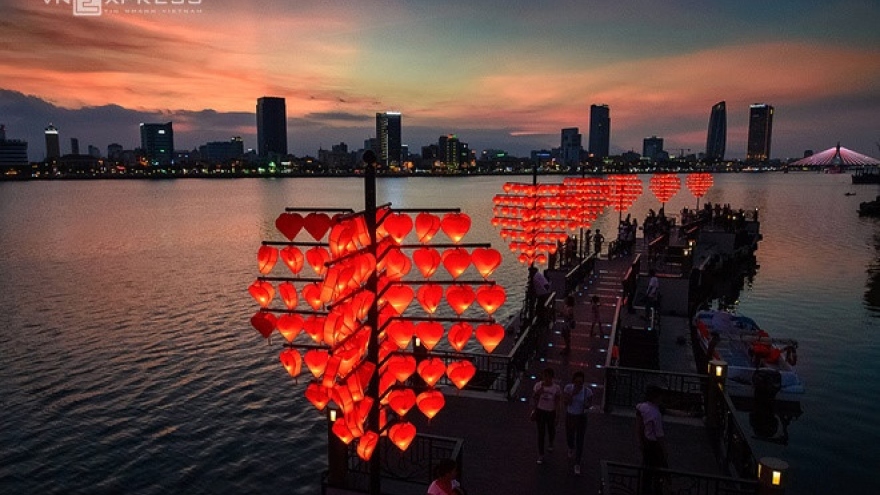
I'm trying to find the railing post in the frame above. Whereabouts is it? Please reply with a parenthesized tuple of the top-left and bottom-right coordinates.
(326, 406, 349, 488)
(757, 457, 789, 495)
(706, 359, 727, 428)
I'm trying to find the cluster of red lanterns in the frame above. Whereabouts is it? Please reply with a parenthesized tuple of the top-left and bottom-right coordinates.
(648, 173, 681, 205)
(248, 207, 507, 461)
(686, 172, 714, 207)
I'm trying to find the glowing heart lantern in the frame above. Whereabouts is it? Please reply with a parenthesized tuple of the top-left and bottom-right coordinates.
(446, 359, 476, 389)
(279, 348, 302, 378)
(476, 323, 505, 353)
(471, 248, 502, 279)
(389, 421, 417, 451)
(440, 212, 471, 243)
(257, 245, 279, 274)
(276, 313, 303, 342)
(417, 357, 447, 387)
(415, 321, 444, 350)
(279, 246, 304, 274)
(248, 280, 275, 308)
(277, 281, 297, 309)
(356, 431, 379, 461)
(303, 212, 332, 240)
(413, 247, 441, 278)
(686, 172, 714, 206)
(606, 174, 644, 216)
(305, 247, 331, 276)
(446, 284, 476, 315)
(416, 389, 446, 419)
(416, 283, 443, 314)
(275, 212, 304, 240)
(442, 248, 471, 279)
(415, 212, 441, 243)
(649, 173, 681, 205)
(386, 388, 417, 416)
(561, 177, 608, 231)
(447, 322, 474, 352)
(383, 213, 413, 244)
(386, 320, 415, 349)
(476, 285, 506, 314)
(250, 311, 276, 339)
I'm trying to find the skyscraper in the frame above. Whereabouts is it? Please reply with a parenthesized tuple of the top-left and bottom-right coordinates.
(0, 125, 29, 168)
(256, 97, 288, 157)
(45, 124, 60, 160)
(560, 128, 582, 167)
(746, 103, 774, 162)
(705, 101, 726, 162)
(376, 112, 402, 166)
(140, 122, 174, 166)
(643, 136, 664, 162)
(588, 104, 610, 159)
(70, 137, 80, 155)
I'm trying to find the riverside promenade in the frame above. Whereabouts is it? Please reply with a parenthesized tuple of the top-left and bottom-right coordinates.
(404, 251, 725, 495)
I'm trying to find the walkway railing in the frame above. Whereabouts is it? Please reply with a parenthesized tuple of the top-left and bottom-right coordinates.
(332, 433, 464, 494)
(708, 385, 759, 479)
(600, 461, 759, 495)
(602, 366, 707, 416)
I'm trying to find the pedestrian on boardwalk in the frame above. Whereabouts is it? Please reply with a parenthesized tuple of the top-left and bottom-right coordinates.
(636, 385, 668, 493)
(645, 269, 660, 320)
(593, 229, 604, 258)
(563, 371, 593, 475)
(529, 266, 552, 327)
(589, 295, 602, 337)
(427, 458, 465, 495)
(532, 367, 562, 464)
(560, 295, 575, 355)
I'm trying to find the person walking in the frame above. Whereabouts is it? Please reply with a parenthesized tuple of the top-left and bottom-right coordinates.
(593, 229, 604, 258)
(560, 295, 575, 355)
(636, 385, 668, 493)
(427, 458, 465, 495)
(532, 367, 562, 464)
(645, 269, 660, 321)
(589, 295, 602, 337)
(563, 371, 593, 475)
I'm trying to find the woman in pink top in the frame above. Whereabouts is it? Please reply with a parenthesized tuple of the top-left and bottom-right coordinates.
(532, 367, 562, 464)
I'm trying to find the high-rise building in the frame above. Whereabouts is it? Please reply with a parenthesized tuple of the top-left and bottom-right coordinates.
(108, 143, 123, 162)
(588, 104, 611, 159)
(643, 136, 664, 162)
(200, 137, 245, 162)
(376, 112, 402, 166)
(746, 103, 774, 162)
(705, 101, 726, 162)
(0, 125, 29, 168)
(256, 97, 288, 157)
(70, 137, 80, 155)
(45, 124, 60, 160)
(560, 128, 582, 167)
(140, 122, 175, 166)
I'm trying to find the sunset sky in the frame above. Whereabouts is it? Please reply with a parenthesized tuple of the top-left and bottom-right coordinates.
(1, 0, 879, 160)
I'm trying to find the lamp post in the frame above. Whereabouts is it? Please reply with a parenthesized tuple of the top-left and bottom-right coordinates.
(757, 457, 789, 494)
(706, 359, 727, 428)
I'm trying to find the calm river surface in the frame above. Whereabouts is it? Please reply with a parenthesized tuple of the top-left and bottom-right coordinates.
(1, 173, 877, 494)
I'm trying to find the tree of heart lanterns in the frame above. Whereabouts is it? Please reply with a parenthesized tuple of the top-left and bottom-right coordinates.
(560, 177, 610, 258)
(648, 173, 681, 207)
(491, 182, 570, 266)
(686, 172, 714, 208)
(245, 163, 508, 495)
(606, 174, 644, 222)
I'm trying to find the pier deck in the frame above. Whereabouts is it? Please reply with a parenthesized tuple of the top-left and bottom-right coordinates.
(406, 250, 724, 495)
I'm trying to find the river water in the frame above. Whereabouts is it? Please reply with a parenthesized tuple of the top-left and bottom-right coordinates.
(0, 173, 877, 494)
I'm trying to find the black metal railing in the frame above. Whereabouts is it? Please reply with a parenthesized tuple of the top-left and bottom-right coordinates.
(565, 256, 596, 296)
(600, 461, 759, 495)
(340, 433, 464, 493)
(603, 366, 707, 416)
(709, 386, 759, 479)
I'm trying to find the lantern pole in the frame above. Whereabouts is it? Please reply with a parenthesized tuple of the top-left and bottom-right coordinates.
(362, 150, 382, 495)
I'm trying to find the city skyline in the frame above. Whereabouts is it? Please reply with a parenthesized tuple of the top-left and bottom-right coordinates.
(1, 1, 878, 161)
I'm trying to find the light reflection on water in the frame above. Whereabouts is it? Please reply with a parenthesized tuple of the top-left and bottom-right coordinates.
(0, 173, 878, 494)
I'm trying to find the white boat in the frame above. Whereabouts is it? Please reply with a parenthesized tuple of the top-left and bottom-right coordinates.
(694, 310, 804, 394)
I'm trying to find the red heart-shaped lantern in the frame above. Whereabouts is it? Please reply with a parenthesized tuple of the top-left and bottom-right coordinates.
(476, 285, 506, 314)
(279, 348, 302, 378)
(415, 321, 444, 350)
(385, 354, 417, 382)
(386, 388, 417, 416)
(416, 284, 443, 314)
(440, 212, 471, 243)
(277, 281, 298, 309)
(332, 417, 355, 444)
(471, 248, 502, 279)
(275, 313, 304, 342)
(386, 320, 415, 349)
(257, 245, 279, 274)
(302, 316, 325, 343)
(442, 248, 471, 279)
(446, 284, 475, 315)
(304, 349, 330, 377)
(476, 323, 505, 353)
(413, 247, 441, 278)
(275, 212, 304, 240)
(382, 284, 414, 315)
(303, 212, 332, 240)
(383, 213, 413, 244)
(279, 246, 304, 274)
(447, 322, 474, 352)
(248, 280, 275, 308)
(250, 311, 276, 339)
(417, 357, 446, 387)
(305, 247, 330, 276)
(302, 283, 323, 310)
(382, 248, 411, 280)
(356, 431, 379, 461)
(389, 421, 417, 451)
(415, 212, 441, 243)
(446, 360, 476, 389)
(416, 389, 446, 419)
(305, 382, 331, 410)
